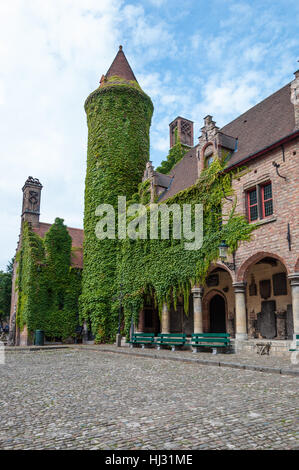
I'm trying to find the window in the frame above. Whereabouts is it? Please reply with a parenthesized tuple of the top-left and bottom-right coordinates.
(261, 182, 273, 218)
(247, 188, 258, 222)
(204, 144, 214, 167)
(206, 155, 214, 167)
(246, 182, 273, 222)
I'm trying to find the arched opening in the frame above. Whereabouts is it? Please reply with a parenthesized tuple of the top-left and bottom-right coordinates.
(209, 294, 226, 333)
(241, 255, 292, 339)
(202, 267, 234, 335)
(138, 295, 160, 335)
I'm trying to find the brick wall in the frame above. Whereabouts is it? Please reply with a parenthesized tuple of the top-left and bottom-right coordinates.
(222, 137, 299, 282)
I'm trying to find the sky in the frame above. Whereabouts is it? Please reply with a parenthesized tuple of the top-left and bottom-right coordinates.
(0, 0, 298, 270)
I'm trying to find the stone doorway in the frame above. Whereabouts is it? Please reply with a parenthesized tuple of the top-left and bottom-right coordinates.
(209, 294, 226, 333)
(138, 303, 160, 335)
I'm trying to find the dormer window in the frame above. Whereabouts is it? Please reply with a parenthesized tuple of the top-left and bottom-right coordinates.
(206, 156, 214, 167)
(204, 144, 214, 167)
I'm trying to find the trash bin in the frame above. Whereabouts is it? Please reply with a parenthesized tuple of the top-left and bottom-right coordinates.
(34, 330, 44, 346)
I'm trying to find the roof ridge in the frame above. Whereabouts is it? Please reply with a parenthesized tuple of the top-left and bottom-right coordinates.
(221, 82, 291, 133)
(39, 221, 83, 232)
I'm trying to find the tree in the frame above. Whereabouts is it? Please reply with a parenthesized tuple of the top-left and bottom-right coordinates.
(0, 258, 14, 327)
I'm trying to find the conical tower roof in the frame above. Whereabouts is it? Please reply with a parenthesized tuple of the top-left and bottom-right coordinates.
(105, 45, 137, 82)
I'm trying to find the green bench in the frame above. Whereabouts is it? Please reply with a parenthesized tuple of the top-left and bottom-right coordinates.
(191, 333, 231, 353)
(155, 333, 186, 351)
(129, 333, 155, 349)
(289, 334, 299, 352)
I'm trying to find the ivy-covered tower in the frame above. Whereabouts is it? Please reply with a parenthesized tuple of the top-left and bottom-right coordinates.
(81, 46, 153, 341)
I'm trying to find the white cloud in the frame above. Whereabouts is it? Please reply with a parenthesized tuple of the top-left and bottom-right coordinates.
(0, 0, 122, 269)
(0, 0, 183, 269)
(152, 136, 169, 153)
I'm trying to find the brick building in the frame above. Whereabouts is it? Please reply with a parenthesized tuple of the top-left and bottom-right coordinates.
(141, 70, 299, 352)
(9, 48, 299, 351)
(8, 177, 83, 346)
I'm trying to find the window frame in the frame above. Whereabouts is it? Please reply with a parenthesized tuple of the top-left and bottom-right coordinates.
(246, 181, 273, 222)
(247, 187, 259, 222)
(261, 182, 273, 219)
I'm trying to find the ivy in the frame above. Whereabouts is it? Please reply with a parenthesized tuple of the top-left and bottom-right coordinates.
(80, 67, 256, 344)
(129, 179, 151, 205)
(14, 69, 256, 345)
(156, 129, 189, 174)
(16, 219, 81, 340)
(115, 158, 255, 339)
(81, 74, 154, 343)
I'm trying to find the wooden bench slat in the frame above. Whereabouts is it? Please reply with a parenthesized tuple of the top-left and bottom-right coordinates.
(129, 333, 155, 346)
(157, 334, 186, 338)
(191, 332, 231, 353)
(158, 338, 185, 343)
(133, 333, 155, 336)
(155, 333, 186, 349)
(156, 341, 185, 345)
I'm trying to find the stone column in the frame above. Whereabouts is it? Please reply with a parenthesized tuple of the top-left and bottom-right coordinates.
(233, 282, 248, 340)
(289, 273, 299, 339)
(191, 286, 204, 333)
(161, 303, 170, 333)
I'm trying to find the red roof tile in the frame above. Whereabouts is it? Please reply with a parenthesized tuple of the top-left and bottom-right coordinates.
(159, 82, 296, 200)
(106, 46, 137, 82)
(159, 146, 198, 202)
(222, 83, 295, 167)
(32, 222, 84, 269)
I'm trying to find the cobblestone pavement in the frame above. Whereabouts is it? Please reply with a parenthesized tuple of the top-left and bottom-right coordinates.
(77, 344, 299, 372)
(0, 349, 298, 450)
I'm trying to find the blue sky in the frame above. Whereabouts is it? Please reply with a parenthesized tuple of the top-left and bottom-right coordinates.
(0, 0, 298, 269)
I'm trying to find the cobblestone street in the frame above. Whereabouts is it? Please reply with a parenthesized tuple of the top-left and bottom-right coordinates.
(0, 349, 298, 450)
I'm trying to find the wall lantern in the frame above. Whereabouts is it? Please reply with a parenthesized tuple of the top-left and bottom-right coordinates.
(219, 240, 228, 260)
(218, 240, 236, 272)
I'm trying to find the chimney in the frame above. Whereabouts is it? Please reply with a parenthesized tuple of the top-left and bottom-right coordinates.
(21, 176, 42, 227)
(169, 116, 194, 148)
